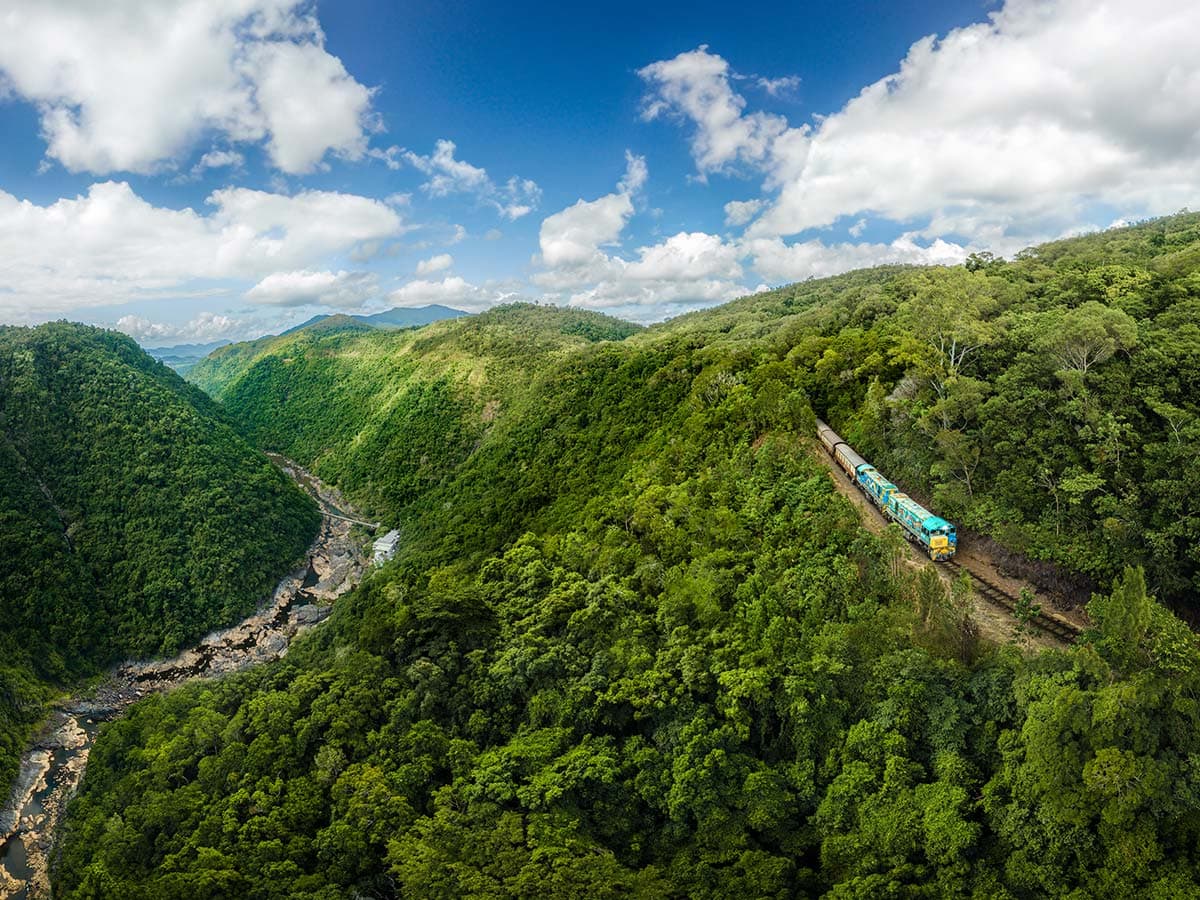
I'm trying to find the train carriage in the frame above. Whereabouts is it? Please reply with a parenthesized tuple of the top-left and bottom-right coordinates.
(815, 418, 957, 561)
(818, 420, 869, 477)
(857, 467, 895, 507)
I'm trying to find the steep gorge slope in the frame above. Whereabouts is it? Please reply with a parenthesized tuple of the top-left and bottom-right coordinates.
(0, 323, 320, 792)
(54, 217, 1200, 897)
(190, 304, 643, 521)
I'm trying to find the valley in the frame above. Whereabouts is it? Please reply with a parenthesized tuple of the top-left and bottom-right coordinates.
(3, 4, 1198, 895)
(0, 459, 368, 899)
(0, 217, 1198, 898)
(47, 217, 1200, 897)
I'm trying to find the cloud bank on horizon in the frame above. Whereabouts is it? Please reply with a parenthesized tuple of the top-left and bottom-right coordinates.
(0, 0, 1196, 343)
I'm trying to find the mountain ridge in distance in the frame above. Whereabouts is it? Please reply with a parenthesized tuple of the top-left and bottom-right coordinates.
(144, 338, 234, 376)
(281, 303, 471, 336)
(144, 305, 471, 374)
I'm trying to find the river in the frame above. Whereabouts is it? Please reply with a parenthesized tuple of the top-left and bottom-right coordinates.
(0, 459, 370, 899)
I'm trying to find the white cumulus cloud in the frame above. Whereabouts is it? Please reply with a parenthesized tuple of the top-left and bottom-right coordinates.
(641, 2, 1200, 247)
(116, 312, 243, 345)
(388, 276, 516, 312)
(724, 199, 764, 227)
(404, 140, 491, 196)
(756, 75, 801, 97)
(563, 279, 744, 319)
(639, 45, 791, 178)
(538, 193, 635, 271)
(245, 269, 379, 307)
(536, 152, 646, 273)
(746, 234, 969, 283)
(618, 151, 649, 194)
(248, 38, 374, 174)
(402, 139, 542, 219)
(626, 232, 742, 282)
(194, 149, 245, 172)
(416, 253, 453, 275)
(0, 181, 403, 316)
(0, 0, 375, 174)
(533, 153, 746, 318)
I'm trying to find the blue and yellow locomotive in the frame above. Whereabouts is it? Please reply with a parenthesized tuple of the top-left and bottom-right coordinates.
(816, 419, 957, 561)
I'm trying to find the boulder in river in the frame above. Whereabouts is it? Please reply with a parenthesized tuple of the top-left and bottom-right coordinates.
(292, 604, 331, 626)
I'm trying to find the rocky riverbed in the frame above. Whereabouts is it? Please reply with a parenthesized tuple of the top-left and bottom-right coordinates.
(0, 460, 369, 899)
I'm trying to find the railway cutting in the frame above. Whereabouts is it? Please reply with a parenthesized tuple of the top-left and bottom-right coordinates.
(814, 419, 1084, 646)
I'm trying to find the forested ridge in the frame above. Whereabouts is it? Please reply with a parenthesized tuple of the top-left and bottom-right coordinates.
(0, 323, 320, 794)
(190, 304, 644, 521)
(55, 215, 1200, 897)
(659, 212, 1200, 607)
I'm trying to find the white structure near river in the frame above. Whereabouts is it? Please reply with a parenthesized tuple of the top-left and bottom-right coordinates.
(373, 529, 400, 565)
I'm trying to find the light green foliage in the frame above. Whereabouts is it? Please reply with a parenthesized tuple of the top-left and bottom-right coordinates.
(1091, 567, 1152, 667)
(189, 304, 642, 522)
(1039, 300, 1138, 375)
(1013, 588, 1043, 639)
(894, 266, 1008, 387)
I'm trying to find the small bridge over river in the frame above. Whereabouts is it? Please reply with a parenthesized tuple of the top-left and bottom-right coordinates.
(323, 510, 380, 529)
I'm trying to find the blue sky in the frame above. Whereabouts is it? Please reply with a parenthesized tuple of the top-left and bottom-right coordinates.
(0, 0, 1196, 344)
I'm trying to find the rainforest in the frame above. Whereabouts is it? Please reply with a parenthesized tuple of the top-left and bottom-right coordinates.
(4, 1, 1200, 895)
(0, 324, 320, 798)
(0, 213, 1182, 898)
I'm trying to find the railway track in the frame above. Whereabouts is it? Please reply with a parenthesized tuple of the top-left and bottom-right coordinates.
(943, 559, 1083, 643)
(811, 421, 1084, 645)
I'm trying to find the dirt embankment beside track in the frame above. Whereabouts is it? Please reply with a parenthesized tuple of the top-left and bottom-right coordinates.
(813, 443, 1088, 651)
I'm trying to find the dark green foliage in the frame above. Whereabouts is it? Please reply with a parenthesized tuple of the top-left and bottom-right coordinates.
(60, 335, 914, 896)
(668, 212, 1200, 605)
(0, 322, 319, 791)
(53, 216, 1200, 897)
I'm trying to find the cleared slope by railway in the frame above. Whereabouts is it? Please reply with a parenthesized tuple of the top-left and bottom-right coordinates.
(815, 417, 1083, 644)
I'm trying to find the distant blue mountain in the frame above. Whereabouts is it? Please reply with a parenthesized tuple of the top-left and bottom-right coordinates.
(282, 304, 470, 335)
(145, 339, 233, 376)
(145, 338, 232, 357)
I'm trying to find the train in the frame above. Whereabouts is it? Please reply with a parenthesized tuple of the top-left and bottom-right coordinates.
(816, 419, 957, 561)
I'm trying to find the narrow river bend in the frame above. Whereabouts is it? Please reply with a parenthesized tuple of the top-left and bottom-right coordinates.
(0, 459, 369, 899)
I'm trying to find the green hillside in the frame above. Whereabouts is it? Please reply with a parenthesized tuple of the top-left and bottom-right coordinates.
(659, 215, 1200, 605)
(190, 304, 643, 521)
(56, 216, 1200, 897)
(0, 323, 321, 791)
(197, 215, 1200, 606)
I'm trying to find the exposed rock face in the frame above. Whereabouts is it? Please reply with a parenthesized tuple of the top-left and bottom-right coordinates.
(292, 604, 329, 626)
(0, 458, 371, 899)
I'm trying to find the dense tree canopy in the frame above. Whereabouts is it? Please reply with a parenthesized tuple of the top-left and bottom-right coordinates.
(661, 213, 1200, 604)
(52, 214, 1200, 897)
(0, 323, 319, 791)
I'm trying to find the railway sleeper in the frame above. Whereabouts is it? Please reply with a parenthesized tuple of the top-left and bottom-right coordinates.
(943, 561, 1081, 641)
